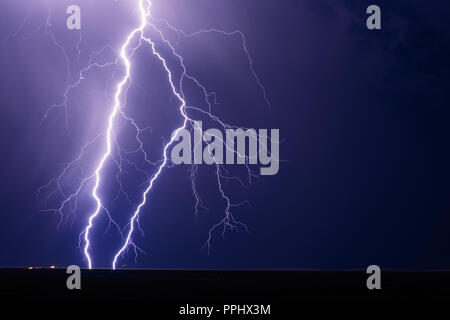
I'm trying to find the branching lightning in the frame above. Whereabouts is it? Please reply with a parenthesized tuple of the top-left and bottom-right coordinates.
(11, 0, 272, 268)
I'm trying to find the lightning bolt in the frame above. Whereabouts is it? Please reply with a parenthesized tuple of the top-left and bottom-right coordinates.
(26, 0, 272, 269)
(82, 0, 156, 270)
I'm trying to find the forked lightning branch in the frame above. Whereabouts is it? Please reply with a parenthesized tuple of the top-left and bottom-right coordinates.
(14, 0, 280, 268)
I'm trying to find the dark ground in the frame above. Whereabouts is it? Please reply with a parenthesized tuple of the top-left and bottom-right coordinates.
(1, 269, 449, 316)
(1, 269, 450, 303)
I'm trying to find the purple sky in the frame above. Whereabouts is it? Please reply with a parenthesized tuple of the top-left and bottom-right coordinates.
(0, 0, 450, 269)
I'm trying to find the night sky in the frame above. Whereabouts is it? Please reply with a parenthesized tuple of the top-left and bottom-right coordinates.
(0, 0, 449, 269)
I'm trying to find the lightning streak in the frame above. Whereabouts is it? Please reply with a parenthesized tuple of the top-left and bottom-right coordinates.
(111, 0, 260, 267)
(29, 0, 271, 268)
(83, 0, 153, 269)
(111, 25, 192, 269)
